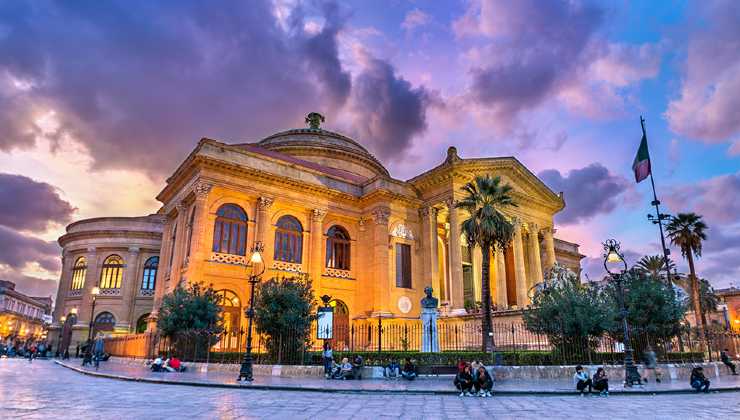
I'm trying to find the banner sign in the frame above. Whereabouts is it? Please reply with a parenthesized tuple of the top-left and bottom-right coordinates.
(317, 306, 334, 340)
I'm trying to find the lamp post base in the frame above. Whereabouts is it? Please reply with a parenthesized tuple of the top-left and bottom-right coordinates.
(623, 349, 643, 387)
(238, 354, 253, 382)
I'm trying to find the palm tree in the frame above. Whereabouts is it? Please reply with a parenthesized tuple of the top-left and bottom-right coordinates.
(666, 213, 708, 339)
(456, 175, 517, 351)
(634, 255, 675, 281)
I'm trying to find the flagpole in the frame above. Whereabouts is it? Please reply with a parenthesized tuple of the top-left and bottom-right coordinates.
(642, 116, 673, 286)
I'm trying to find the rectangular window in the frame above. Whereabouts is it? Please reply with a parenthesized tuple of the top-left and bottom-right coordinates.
(395, 243, 412, 289)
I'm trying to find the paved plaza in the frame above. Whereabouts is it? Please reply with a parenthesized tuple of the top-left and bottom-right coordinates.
(2, 359, 739, 419)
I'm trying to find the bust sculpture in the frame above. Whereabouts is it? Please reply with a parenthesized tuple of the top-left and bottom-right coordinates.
(305, 112, 325, 130)
(421, 286, 438, 309)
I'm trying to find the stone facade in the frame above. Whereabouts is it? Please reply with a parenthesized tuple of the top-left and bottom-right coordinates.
(50, 215, 164, 353)
(53, 115, 583, 346)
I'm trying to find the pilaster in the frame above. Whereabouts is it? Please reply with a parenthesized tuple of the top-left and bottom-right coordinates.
(512, 219, 528, 308)
(371, 207, 391, 316)
(495, 248, 508, 309)
(543, 226, 557, 269)
(528, 223, 543, 290)
(309, 208, 327, 286)
(446, 198, 465, 315)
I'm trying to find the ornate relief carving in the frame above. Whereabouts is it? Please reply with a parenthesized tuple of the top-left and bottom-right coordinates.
(528, 222, 539, 233)
(418, 207, 430, 218)
(271, 261, 304, 274)
(67, 290, 82, 298)
(311, 208, 328, 222)
(358, 216, 367, 232)
(371, 207, 391, 225)
(139, 289, 155, 297)
(99, 288, 121, 296)
(324, 268, 352, 279)
(194, 182, 213, 199)
(209, 252, 247, 266)
(391, 223, 415, 240)
(444, 198, 457, 209)
(257, 196, 274, 210)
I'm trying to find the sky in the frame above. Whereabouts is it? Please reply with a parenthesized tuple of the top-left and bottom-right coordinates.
(1, 0, 739, 300)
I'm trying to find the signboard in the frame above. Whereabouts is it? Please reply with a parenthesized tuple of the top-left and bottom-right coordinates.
(317, 306, 334, 340)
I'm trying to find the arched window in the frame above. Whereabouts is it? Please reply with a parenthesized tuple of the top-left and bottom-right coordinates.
(326, 226, 351, 270)
(185, 207, 196, 259)
(135, 313, 150, 333)
(100, 255, 124, 289)
(141, 257, 159, 290)
(274, 215, 303, 263)
(212, 204, 248, 255)
(93, 311, 116, 332)
(71, 257, 87, 290)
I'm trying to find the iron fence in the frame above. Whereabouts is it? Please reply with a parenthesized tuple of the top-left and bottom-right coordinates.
(104, 320, 740, 366)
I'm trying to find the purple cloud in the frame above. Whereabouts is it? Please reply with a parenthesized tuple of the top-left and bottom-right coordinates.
(0, 226, 60, 272)
(0, 173, 75, 232)
(457, 0, 602, 122)
(347, 54, 431, 161)
(0, 269, 58, 301)
(0, 1, 352, 176)
(664, 172, 740, 224)
(665, 0, 740, 143)
(538, 164, 636, 225)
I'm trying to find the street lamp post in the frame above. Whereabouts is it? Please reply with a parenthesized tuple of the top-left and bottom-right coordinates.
(87, 286, 100, 342)
(57, 315, 67, 358)
(238, 242, 265, 382)
(603, 239, 642, 387)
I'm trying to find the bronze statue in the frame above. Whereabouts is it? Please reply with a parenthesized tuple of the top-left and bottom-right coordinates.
(305, 112, 325, 130)
(421, 286, 438, 309)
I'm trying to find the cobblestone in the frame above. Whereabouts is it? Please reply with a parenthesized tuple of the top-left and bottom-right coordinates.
(1, 359, 739, 419)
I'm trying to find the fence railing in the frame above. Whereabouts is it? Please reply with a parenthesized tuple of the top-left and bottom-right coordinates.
(103, 319, 740, 366)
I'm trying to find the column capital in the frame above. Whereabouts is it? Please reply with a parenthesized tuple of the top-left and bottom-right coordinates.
(512, 218, 523, 231)
(257, 196, 274, 210)
(311, 208, 327, 222)
(86, 246, 97, 254)
(358, 216, 367, 232)
(444, 197, 457, 209)
(419, 206, 439, 219)
(371, 207, 390, 225)
(127, 246, 141, 254)
(176, 201, 188, 212)
(528, 222, 540, 233)
(194, 182, 213, 199)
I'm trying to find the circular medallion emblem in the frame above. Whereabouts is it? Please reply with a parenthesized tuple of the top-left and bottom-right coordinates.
(397, 296, 412, 314)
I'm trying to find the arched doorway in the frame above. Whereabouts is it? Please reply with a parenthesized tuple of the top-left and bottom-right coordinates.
(93, 312, 116, 336)
(329, 299, 349, 350)
(135, 313, 150, 334)
(215, 290, 241, 352)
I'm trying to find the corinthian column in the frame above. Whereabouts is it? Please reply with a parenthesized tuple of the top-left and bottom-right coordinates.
(543, 226, 557, 269)
(512, 219, 528, 308)
(309, 209, 327, 286)
(495, 248, 508, 309)
(371, 207, 391, 315)
(256, 197, 274, 246)
(186, 182, 213, 270)
(121, 247, 140, 331)
(528, 223, 543, 290)
(446, 198, 465, 315)
(419, 206, 440, 297)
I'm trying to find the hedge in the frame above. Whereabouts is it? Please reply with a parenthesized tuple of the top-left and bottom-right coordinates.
(202, 350, 704, 366)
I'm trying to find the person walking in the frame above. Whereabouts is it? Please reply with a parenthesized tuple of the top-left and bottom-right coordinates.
(593, 367, 609, 397)
(454, 364, 474, 396)
(720, 349, 738, 375)
(322, 342, 333, 378)
(690, 367, 710, 393)
(573, 365, 592, 396)
(93, 334, 105, 370)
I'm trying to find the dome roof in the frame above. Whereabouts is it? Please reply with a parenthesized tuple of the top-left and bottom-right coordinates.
(253, 123, 390, 179)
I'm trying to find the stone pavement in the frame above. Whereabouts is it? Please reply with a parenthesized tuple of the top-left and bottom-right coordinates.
(1, 358, 739, 420)
(57, 358, 740, 395)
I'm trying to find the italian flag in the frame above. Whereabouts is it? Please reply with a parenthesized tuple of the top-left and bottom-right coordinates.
(632, 133, 651, 183)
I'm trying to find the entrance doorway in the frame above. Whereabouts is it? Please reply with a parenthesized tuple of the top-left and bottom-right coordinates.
(215, 290, 241, 352)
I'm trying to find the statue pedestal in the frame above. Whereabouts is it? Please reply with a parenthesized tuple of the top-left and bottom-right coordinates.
(420, 307, 439, 353)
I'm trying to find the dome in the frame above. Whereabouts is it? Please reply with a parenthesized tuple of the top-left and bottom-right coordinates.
(252, 114, 389, 180)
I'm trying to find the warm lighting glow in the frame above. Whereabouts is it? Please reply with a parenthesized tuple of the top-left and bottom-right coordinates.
(71, 308, 78, 314)
(60, 316, 67, 323)
(92, 286, 101, 295)
(250, 250, 263, 265)
(232, 297, 239, 305)
(606, 250, 623, 264)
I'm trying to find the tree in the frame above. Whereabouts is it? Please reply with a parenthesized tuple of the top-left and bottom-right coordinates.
(666, 213, 708, 340)
(456, 175, 517, 351)
(603, 269, 686, 347)
(254, 275, 316, 363)
(524, 279, 610, 362)
(157, 282, 224, 356)
(634, 255, 675, 282)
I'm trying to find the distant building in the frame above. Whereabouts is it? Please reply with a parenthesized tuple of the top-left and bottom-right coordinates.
(716, 287, 740, 332)
(0, 280, 52, 341)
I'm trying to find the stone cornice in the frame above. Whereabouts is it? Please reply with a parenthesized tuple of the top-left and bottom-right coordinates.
(58, 230, 163, 248)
